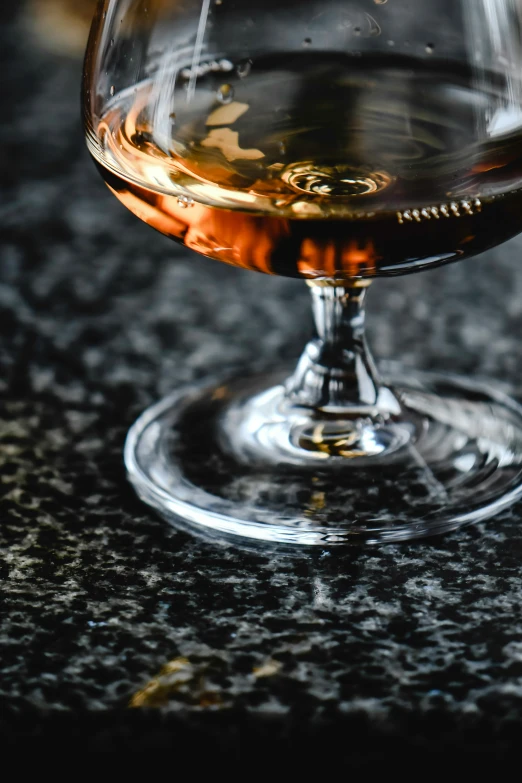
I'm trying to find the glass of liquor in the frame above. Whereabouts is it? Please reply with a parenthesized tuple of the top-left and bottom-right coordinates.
(84, 0, 522, 546)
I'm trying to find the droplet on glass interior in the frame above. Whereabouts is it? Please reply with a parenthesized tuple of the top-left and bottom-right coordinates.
(219, 59, 234, 72)
(236, 59, 252, 78)
(110, 38, 114, 47)
(387, 40, 395, 47)
(374, 0, 388, 4)
(279, 141, 287, 156)
(215, 0, 222, 4)
(217, 84, 234, 104)
(354, 27, 361, 36)
(426, 43, 435, 54)
(169, 112, 176, 123)
(110, 85, 115, 96)
(177, 195, 194, 208)
(303, 38, 312, 46)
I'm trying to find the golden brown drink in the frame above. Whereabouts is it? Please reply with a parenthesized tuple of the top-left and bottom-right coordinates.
(89, 54, 522, 278)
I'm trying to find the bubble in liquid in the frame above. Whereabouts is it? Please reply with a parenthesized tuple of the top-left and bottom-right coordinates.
(374, 0, 388, 4)
(354, 27, 361, 36)
(278, 141, 287, 156)
(177, 195, 194, 208)
(110, 85, 115, 96)
(426, 43, 435, 54)
(215, 0, 222, 4)
(387, 40, 395, 47)
(236, 59, 252, 78)
(110, 38, 114, 46)
(303, 37, 312, 46)
(217, 84, 234, 104)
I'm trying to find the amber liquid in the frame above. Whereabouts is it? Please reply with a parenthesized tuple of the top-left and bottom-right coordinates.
(88, 53, 522, 279)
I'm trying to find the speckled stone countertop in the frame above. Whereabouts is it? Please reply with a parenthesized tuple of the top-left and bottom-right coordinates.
(3, 7, 522, 762)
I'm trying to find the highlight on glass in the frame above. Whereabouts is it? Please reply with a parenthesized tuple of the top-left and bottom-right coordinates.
(84, 0, 522, 546)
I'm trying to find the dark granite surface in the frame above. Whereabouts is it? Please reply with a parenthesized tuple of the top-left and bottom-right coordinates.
(3, 5, 522, 761)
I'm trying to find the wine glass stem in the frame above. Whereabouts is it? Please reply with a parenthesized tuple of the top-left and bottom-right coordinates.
(285, 280, 382, 412)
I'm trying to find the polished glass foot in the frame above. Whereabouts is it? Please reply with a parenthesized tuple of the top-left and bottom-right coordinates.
(125, 368, 522, 546)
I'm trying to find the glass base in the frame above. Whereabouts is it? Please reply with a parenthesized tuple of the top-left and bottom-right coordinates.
(125, 368, 522, 547)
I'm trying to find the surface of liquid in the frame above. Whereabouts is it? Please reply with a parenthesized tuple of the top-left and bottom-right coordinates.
(88, 53, 522, 278)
